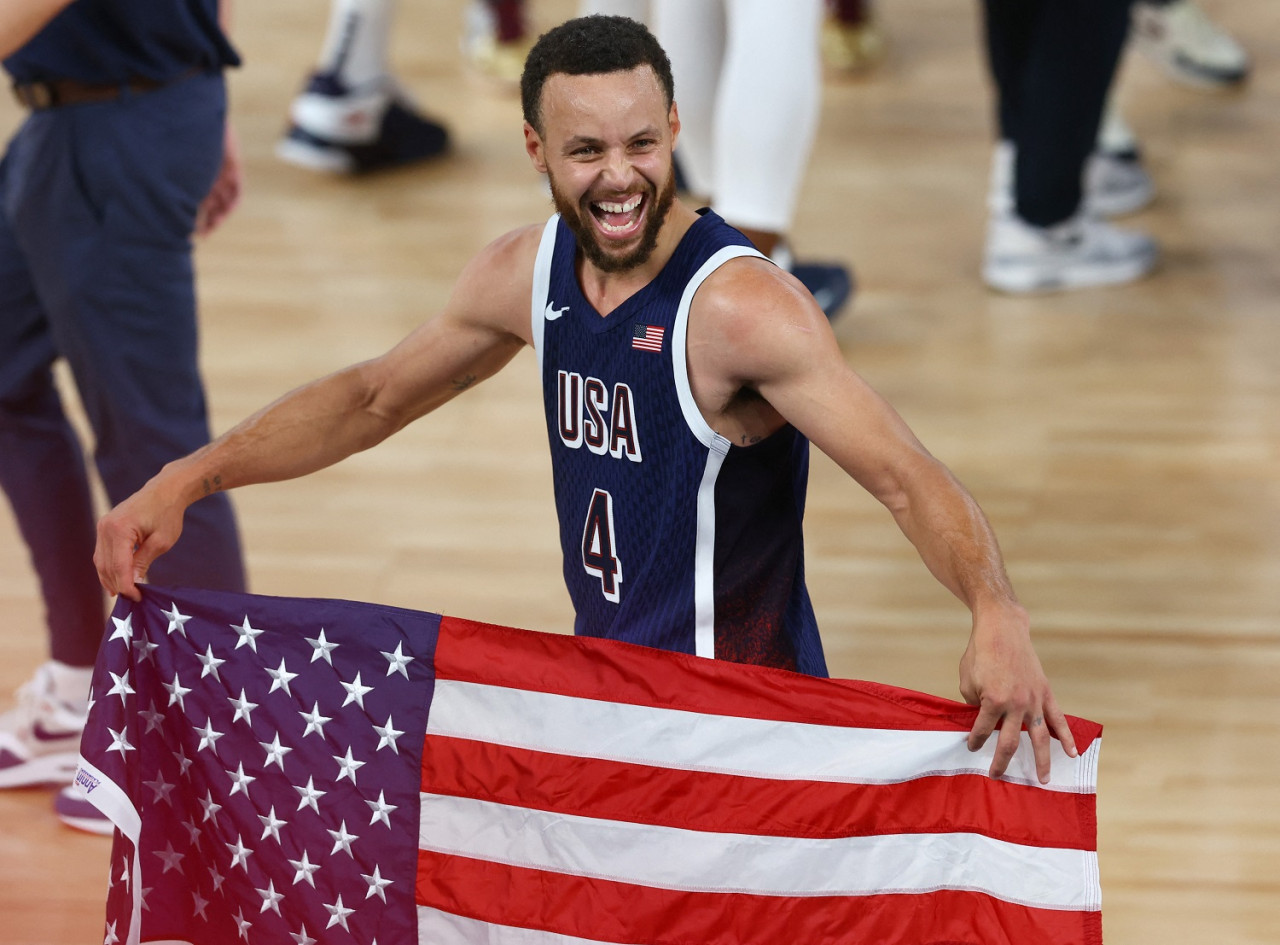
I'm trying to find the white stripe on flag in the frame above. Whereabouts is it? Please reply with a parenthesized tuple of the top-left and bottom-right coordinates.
(417, 792, 1101, 910)
(419, 906, 624, 945)
(427, 679, 1097, 791)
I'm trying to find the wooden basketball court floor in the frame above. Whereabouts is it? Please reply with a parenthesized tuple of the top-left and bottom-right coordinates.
(0, 1, 1276, 942)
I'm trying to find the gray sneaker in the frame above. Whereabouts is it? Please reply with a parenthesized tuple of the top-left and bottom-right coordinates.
(983, 211, 1158, 294)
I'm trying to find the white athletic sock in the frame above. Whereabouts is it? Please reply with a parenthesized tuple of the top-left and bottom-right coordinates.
(315, 0, 397, 91)
(46, 661, 94, 708)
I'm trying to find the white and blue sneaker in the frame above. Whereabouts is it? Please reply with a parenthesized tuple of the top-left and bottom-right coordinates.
(0, 662, 89, 788)
(277, 72, 450, 174)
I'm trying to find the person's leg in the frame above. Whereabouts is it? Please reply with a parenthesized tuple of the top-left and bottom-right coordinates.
(650, 0, 725, 203)
(11, 77, 246, 596)
(0, 128, 105, 789)
(278, 0, 450, 173)
(0, 142, 104, 668)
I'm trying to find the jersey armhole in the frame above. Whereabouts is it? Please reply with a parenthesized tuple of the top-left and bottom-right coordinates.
(530, 214, 560, 376)
(671, 245, 768, 452)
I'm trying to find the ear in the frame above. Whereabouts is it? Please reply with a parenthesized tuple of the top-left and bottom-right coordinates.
(523, 121, 548, 174)
(668, 101, 680, 152)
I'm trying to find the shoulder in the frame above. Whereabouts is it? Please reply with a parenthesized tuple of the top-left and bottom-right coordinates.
(446, 223, 548, 342)
(689, 255, 836, 387)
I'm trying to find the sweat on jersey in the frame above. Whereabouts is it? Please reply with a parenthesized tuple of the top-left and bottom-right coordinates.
(532, 208, 828, 677)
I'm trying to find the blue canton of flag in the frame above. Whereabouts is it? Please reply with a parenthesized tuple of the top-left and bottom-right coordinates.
(77, 587, 437, 945)
(631, 323, 664, 352)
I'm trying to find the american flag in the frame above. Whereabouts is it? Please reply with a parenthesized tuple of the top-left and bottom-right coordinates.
(631, 323, 665, 352)
(79, 587, 1103, 945)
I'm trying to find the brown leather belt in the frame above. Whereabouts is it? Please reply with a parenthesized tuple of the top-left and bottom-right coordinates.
(12, 69, 197, 110)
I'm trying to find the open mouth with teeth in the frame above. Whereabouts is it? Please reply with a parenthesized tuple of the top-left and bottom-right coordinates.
(588, 193, 646, 239)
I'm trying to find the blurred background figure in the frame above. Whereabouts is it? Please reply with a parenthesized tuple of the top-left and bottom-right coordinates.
(1131, 0, 1249, 88)
(979, 0, 1158, 294)
(821, 0, 885, 74)
(462, 0, 535, 86)
(277, 0, 451, 173)
(0, 0, 246, 832)
(581, 0, 854, 320)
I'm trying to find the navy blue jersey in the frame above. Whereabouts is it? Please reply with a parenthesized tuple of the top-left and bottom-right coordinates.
(532, 209, 827, 677)
(5, 0, 239, 85)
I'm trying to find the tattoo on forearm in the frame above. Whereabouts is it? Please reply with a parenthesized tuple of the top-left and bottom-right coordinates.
(202, 474, 223, 496)
(451, 374, 478, 392)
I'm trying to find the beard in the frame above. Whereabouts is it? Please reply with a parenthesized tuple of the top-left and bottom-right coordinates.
(549, 166, 677, 274)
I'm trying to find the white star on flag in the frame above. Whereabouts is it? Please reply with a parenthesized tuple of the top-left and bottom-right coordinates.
(258, 805, 288, 842)
(196, 644, 226, 680)
(305, 628, 338, 664)
(226, 762, 256, 797)
(294, 776, 326, 814)
(139, 702, 165, 734)
(195, 719, 224, 754)
(327, 820, 358, 856)
(226, 834, 253, 871)
(372, 715, 403, 753)
(299, 703, 331, 739)
(231, 615, 264, 652)
(260, 732, 293, 770)
(366, 790, 396, 828)
(162, 602, 191, 636)
(234, 907, 252, 941)
(105, 669, 134, 703)
(108, 613, 133, 643)
(290, 926, 317, 945)
(131, 635, 159, 663)
(103, 920, 120, 945)
(257, 879, 285, 916)
(381, 641, 413, 678)
(199, 789, 222, 822)
(333, 747, 366, 785)
(288, 850, 321, 888)
(192, 891, 210, 920)
(153, 842, 184, 874)
(324, 895, 354, 932)
(362, 864, 394, 902)
(265, 658, 299, 695)
(162, 673, 191, 710)
(228, 689, 259, 725)
(339, 671, 374, 709)
(142, 773, 175, 806)
(106, 726, 134, 756)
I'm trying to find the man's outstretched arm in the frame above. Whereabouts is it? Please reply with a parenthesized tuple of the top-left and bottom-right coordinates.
(95, 227, 538, 599)
(695, 261, 1077, 783)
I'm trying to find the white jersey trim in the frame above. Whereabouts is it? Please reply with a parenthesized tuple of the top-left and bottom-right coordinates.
(672, 243, 766, 660)
(671, 244, 768, 449)
(531, 214, 561, 376)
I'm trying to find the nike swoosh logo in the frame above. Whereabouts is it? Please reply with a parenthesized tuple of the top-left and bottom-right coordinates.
(33, 721, 81, 743)
(545, 302, 569, 321)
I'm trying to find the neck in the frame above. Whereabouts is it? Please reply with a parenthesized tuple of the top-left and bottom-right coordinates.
(576, 200, 701, 316)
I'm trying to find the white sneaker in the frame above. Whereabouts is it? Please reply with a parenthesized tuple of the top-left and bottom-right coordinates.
(0, 663, 89, 788)
(983, 211, 1158, 294)
(989, 140, 1154, 220)
(1133, 0, 1249, 88)
(55, 782, 113, 836)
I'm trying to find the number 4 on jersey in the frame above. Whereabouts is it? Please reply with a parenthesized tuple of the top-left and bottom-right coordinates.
(582, 488, 623, 602)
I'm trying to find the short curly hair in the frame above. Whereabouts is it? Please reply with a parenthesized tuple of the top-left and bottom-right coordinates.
(520, 15, 675, 136)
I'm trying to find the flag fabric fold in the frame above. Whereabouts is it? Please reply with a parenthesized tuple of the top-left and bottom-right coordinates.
(78, 587, 1103, 945)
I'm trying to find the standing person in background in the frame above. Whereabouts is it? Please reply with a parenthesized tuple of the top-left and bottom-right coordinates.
(579, 0, 854, 320)
(277, 0, 534, 174)
(980, 0, 1159, 293)
(0, 0, 246, 831)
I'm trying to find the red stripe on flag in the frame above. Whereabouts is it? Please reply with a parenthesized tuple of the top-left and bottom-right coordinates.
(416, 849, 1103, 945)
(420, 735, 1097, 849)
(435, 616, 1102, 748)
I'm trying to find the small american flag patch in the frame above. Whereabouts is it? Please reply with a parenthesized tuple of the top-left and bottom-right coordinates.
(632, 323, 665, 352)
